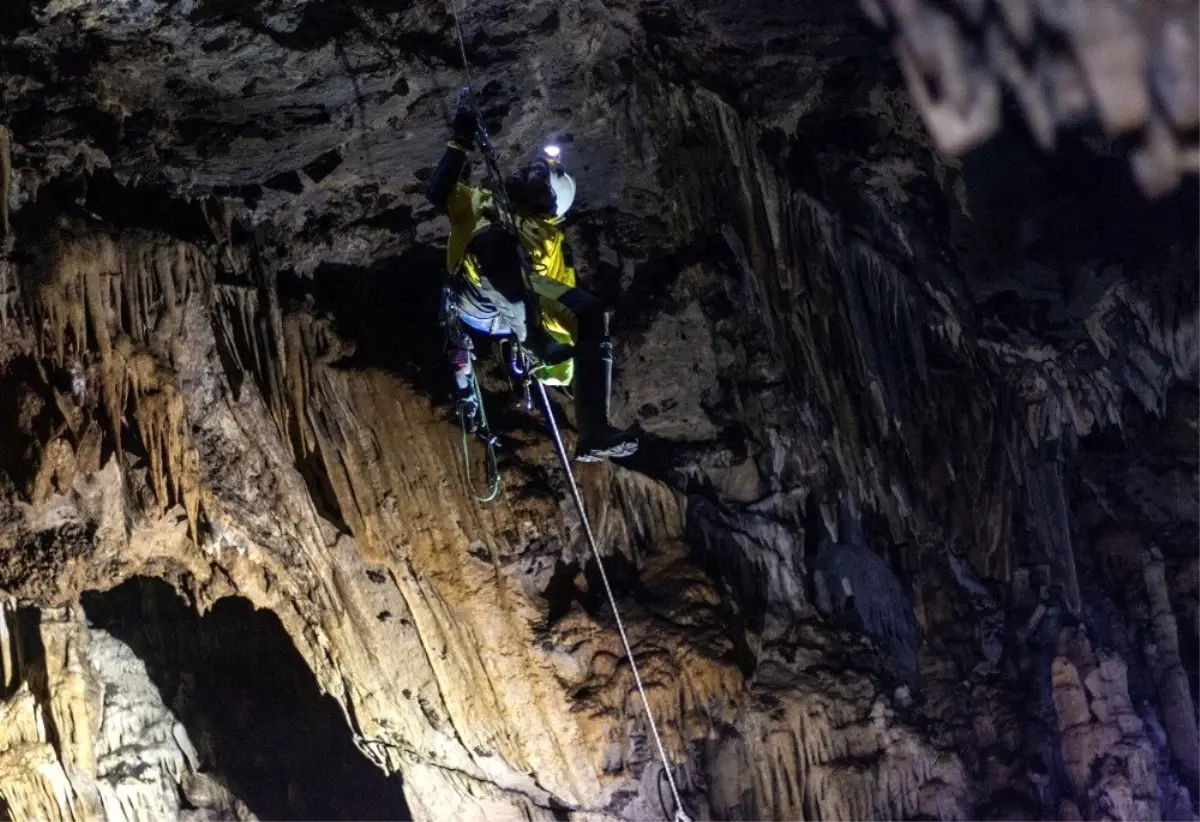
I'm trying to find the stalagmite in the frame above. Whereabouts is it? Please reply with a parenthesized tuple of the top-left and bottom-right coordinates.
(1142, 546, 1200, 783)
(0, 607, 209, 821)
(1052, 627, 1166, 820)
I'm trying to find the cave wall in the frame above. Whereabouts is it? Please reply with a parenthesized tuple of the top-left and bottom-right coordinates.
(0, 0, 1196, 820)
(81, 576, 412, 821)
(0, 600, 245, 821)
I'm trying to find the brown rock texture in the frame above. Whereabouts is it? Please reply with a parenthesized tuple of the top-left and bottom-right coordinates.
(0, 0, 1196, 820)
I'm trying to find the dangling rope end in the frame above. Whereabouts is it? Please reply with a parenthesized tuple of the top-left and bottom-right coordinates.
(458, 372, 503, 503)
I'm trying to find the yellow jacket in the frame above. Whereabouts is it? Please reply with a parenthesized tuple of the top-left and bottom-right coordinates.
(446, 181, 576, 386)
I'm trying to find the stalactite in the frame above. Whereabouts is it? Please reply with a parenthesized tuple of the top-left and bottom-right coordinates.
(648, 82, 1030, 578)
(17, 234, 213, 541)
(124, 351, 202, 538)
(0, 125, 10, 246)
(720, 685, 970, 821)
(1022, 444, 1082, 614)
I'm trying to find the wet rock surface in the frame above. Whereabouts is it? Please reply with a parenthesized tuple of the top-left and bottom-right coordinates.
(0, 1, 1196, 820)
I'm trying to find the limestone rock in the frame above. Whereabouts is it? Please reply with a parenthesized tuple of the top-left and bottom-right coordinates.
(0, 602, 239, 821)
(0, 1, 1194, 821)
(864, 0, 1199, 194)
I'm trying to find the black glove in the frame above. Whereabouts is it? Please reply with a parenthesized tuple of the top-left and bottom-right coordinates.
(452, 101, 478, 150)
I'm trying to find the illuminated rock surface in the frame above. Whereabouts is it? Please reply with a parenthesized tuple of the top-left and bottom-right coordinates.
(0, 1, 1195, 819)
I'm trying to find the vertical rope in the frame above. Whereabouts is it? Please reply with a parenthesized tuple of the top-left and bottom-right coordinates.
(535, 381, 691, 822)
(446, 0, 544, 331)
(443, 9, 688, 816)
(447, 0, 475, 94)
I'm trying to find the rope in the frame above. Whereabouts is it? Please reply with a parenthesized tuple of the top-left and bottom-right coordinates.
(442, 12, 687, 816)
(534, 380, 691, 822)
(446, 0, 546, 335)
(459, 374, 501, 503)
(447, 0, 475, 95)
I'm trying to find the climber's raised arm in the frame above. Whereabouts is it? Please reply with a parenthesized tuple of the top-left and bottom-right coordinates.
(426, 103, 477, 214)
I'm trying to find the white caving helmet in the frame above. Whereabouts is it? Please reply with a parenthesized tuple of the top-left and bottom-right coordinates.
(542, 144, 576, 221)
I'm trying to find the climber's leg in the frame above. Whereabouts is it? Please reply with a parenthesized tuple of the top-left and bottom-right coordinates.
(541, 285, 638, 462)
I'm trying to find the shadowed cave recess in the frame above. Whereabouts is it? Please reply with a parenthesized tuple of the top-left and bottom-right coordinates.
(0, 0, 1197, 820)
(81, 577, 413, 822)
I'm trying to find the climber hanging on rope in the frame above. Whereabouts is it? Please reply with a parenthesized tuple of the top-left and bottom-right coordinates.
(430, 6, 691, 817)
(426, 97, 639, 463)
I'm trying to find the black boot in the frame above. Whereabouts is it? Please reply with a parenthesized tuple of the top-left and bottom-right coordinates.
(573, 338, 638, 462)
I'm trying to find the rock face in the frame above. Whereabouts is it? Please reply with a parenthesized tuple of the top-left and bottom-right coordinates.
(0, 1, 1196, 821)
(0, 602, 246, 821)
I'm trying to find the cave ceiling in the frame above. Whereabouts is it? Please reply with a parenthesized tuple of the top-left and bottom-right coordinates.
(0, 1, 1196, 821)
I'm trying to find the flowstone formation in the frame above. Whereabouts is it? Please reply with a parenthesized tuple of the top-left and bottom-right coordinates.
(0, 1, 1196, 820)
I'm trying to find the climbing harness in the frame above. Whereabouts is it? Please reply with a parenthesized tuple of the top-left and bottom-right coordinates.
(444, 7, 691, 820)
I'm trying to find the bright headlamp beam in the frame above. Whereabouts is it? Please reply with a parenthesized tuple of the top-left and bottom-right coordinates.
(543, 144, 562, 159)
